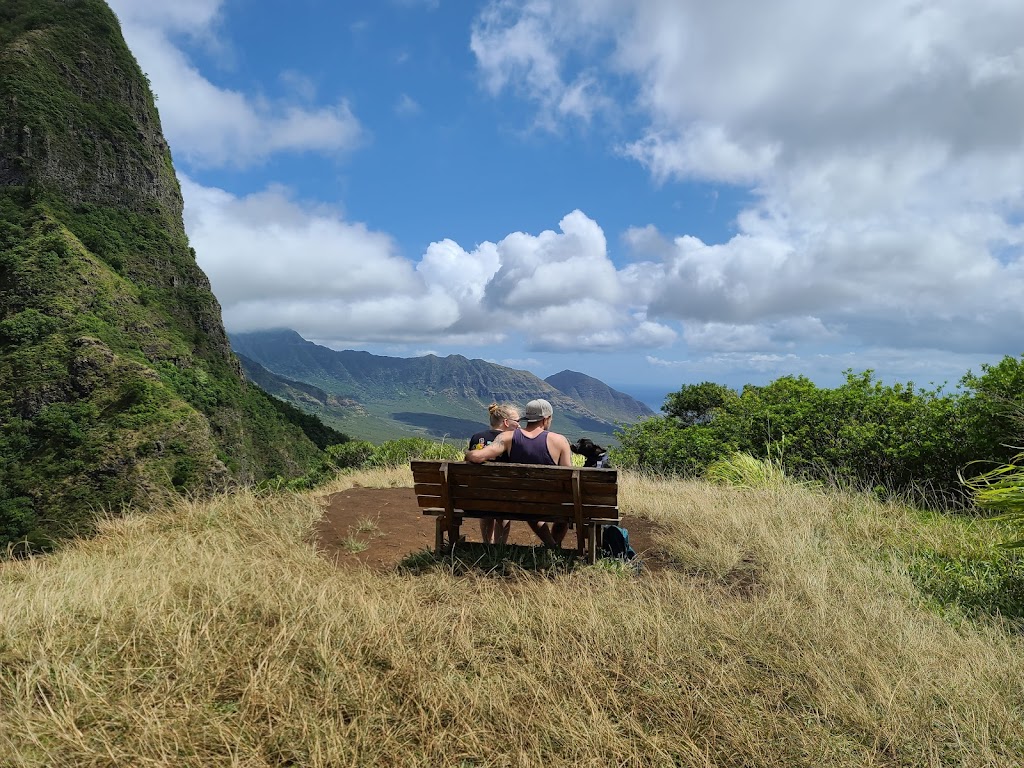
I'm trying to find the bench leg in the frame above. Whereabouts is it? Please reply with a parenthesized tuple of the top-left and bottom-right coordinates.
(448, 516, 462, 551)
(435, 515, 462, 553)
(588, 524, 599, 564)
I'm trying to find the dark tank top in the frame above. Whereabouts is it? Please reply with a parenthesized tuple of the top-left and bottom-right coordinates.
(509, 428, 555, 465)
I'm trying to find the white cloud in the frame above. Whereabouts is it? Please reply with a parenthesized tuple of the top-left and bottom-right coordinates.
(182, 177, 458, 340)
(646, 356, 688, 368)
(470, 2, 612, 128)
(108, 0, 223, 35)
(648, 345, 1005, 391)
(182, 181, 680, 352)
(472, 0, 1024, 357)
(108, 1, 363, 168)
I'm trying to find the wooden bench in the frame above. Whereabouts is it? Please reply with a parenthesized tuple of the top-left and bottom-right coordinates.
(411, 460, 620, 563)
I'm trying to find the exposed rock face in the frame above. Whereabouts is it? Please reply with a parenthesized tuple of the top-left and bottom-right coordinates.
(0, 6, 183, 220)
(0, 0, 323, 549)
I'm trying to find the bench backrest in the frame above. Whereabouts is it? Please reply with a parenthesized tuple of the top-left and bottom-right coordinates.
(411, 460, 619, 522)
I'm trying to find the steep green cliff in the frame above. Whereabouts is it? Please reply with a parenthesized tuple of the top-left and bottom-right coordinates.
(0, 0, 325, 548)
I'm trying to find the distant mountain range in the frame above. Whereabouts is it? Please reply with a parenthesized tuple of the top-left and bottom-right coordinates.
(231, 329, 654, 444)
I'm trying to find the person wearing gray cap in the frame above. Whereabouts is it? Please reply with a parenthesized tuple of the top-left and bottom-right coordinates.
(465, 397, 573, 547)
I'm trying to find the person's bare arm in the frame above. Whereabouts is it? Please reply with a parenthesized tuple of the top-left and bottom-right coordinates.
(549, 432, 573, 467)
(465, 431, 512, 463)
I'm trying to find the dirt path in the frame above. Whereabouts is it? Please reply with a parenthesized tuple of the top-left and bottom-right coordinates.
(315, 486, 668, 571)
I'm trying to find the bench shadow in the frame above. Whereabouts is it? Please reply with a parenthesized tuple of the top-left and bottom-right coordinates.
(397, 542, 640, 578)
(397, 542, 584, 577)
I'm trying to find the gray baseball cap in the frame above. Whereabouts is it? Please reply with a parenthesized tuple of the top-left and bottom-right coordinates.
(523, 398, 553, 423)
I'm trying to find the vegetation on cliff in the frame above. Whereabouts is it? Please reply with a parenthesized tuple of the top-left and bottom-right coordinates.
(0, 0, 335, 549)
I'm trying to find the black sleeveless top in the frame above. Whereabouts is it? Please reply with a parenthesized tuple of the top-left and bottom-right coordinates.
(508, 428, 555, 465)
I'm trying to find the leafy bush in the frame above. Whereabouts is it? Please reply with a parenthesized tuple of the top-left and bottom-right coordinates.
(616, 358, 1024, 506)
(326, 441, 375, 470)
(369, 437, 462, 467)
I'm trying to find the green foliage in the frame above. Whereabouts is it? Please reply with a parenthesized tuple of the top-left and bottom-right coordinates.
(908, 545, 1024, 624)
(256, 388, 350, 450)
(962, 453, 1024, 548)
(663, 381, 738, 426)
(704, 452, 793, 489)
(369, 437, 463, 468)
(611, 416, 734, 476)
(618, 361, 1024, 506)
(0, 193, 325, 549)
(327, 441, 376, 469)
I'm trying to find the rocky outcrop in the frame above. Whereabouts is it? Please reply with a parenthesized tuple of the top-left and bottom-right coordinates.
(0, 0, 325, 549)
(0, 6, 183, 221)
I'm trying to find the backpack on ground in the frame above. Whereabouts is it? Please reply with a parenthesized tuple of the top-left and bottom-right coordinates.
(599, 524, 636, 561)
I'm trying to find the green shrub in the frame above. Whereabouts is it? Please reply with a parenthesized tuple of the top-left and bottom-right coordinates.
(704, 452, 791, 489)
(617, 358, 1024, 506)
(325, 441, 375, 470)
(369, 437, 462, 467)
(962, 453, 1024, 548)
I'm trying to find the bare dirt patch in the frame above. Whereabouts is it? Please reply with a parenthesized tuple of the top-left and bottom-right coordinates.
(315, 486, 671, 572)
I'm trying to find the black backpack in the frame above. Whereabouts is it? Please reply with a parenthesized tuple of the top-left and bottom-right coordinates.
(599, 524, 636, 561)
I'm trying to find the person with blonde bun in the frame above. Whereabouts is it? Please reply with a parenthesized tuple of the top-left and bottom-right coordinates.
(467, 402, 520, 544)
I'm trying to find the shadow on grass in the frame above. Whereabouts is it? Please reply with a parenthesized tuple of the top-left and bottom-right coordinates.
(398, 542, 638, 578)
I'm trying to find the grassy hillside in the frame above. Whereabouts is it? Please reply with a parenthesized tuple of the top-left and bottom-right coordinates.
(1, 472, 1021, 765)
(0, 0, 326, 548)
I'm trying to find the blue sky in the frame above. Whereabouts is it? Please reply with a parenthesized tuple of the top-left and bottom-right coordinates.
(107, 0, 1024, 408)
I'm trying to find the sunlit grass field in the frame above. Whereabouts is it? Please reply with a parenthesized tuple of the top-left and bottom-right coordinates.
(1, 467, 1022, 766)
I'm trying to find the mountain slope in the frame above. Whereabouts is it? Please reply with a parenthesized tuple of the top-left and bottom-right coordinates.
(544, 370, 655, 425)
(231, 329, 628, 443)
(0, 0, 323, 548)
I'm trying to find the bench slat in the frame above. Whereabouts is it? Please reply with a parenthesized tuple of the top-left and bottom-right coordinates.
(419, 499, 618, 518)
(414, 469, 616, 495)
(420, 507, 620, 524)
(413, 460, 617, 484)
(452, 476, 617, 496)
(425, 486, 618, 507)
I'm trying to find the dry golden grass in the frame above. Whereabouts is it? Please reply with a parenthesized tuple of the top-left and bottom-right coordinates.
(1, 470, 1022, 766)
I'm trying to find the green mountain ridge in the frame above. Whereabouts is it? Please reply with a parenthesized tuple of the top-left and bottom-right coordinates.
(0, 0, 325, 548)
(544, 369, 656, 423)
(231, 329, 649, 444)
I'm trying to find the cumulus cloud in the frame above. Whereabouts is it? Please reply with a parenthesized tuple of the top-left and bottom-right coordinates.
(108, 0, 363, 168)
(181, 177, 458, 340)
(182, 180, 678, 352)
(470, 2, 613, 128)
(471, 0, 1024, 359)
